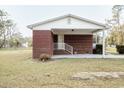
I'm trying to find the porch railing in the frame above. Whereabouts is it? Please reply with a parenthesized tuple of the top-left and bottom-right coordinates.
(54, 43, 73, 54)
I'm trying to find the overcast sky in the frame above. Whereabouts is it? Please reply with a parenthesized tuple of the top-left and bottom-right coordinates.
(0, 5, 113, 37)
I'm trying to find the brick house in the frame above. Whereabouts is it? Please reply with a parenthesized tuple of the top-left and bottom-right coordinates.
(27, 14, 106, 58)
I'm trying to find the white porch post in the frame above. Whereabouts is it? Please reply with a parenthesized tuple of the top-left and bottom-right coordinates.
(96, 33, 98, 44)
(102, 29, 105, 58)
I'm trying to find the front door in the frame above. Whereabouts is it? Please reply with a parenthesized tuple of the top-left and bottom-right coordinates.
(58, 34, 64, 49)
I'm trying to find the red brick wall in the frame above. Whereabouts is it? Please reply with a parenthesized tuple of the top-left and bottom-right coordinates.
(64, 35, 93, 54)
(33, 30, 53, 58)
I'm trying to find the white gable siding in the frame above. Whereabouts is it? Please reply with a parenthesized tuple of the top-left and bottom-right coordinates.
(33, 17, 104, 30)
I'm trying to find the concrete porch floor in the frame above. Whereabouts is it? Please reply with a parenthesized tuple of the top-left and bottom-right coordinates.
(52, 54, 124, 59)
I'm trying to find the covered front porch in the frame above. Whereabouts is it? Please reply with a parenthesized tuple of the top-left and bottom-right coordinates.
(52, 28, 105, 56)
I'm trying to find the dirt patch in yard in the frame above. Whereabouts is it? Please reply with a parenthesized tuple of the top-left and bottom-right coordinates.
(71, 72, 124, 80)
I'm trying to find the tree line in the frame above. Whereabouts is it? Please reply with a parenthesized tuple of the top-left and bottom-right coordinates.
(106, 5, 124, 45)
(0, 9, 32, 48)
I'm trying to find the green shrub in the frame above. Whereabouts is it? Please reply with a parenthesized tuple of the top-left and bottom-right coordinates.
(39, 53, 51, 62)
(116, 45, 124, 54)
(93, 44, 103, 54)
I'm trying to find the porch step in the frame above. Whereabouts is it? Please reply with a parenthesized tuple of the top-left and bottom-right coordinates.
(54, 50, 70, 55)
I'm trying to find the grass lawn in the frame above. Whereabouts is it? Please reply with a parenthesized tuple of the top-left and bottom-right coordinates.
(0, 49, 124, 88)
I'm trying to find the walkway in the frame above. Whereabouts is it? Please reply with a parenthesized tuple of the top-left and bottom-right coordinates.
(52, 54, 124, 59)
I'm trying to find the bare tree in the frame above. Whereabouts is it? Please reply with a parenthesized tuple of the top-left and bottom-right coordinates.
(0, 9, 15, 48)
(106, 5, 124, 45)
